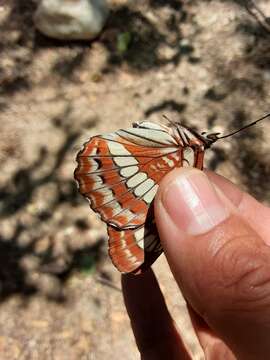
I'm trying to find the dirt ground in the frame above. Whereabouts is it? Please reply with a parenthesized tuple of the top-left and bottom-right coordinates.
(0, 0, 270, 359)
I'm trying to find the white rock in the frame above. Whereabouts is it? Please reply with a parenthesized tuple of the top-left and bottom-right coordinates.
(34, 0, 109, 40)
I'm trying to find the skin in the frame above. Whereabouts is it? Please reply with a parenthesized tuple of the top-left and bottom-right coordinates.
(122, 169, 270, 359)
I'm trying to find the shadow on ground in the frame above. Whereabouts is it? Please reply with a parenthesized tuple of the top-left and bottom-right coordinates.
(0, 104, 107, 302)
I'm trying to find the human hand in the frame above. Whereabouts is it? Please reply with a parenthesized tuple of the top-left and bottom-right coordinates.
(122, 168, 270, 359)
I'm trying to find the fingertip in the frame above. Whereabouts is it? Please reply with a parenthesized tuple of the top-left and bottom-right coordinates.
(156, 167, 229, 236)
(204, 170, 243, 207)
(205, 170, 270, 241)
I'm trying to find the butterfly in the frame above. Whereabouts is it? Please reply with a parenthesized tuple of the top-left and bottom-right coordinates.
(74, 113, 269, 274)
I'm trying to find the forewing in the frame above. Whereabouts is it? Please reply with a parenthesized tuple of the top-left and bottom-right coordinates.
(75, 123, 181, 229)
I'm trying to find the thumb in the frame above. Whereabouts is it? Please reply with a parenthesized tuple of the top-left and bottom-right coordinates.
(155, 168, 270, 360)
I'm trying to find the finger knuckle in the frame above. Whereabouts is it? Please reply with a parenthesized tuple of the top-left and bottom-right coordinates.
(211, 235, 270, 312)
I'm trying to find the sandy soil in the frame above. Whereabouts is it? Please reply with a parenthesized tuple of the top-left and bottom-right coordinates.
(0, 0, 270, 359)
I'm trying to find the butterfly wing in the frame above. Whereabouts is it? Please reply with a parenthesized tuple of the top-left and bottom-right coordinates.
(75, 122, 183, 273)
(108, 206, 162, 274)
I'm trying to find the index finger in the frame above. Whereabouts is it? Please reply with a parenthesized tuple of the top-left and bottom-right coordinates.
(122, 269, 191, 359)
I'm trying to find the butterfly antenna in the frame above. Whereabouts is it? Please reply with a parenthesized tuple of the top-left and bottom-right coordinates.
(218, 112, 270, 139)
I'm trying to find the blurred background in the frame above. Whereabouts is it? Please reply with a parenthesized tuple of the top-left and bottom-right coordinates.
(0, 0, 270, 358)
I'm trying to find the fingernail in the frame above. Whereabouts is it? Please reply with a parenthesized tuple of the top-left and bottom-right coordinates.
(162, 170, 229, 235)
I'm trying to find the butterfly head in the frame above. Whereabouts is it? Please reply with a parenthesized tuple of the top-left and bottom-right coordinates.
(200, 131, 221, 148)
(172, 123, 221, 149)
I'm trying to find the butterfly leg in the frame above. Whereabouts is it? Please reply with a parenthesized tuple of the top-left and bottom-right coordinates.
(193, 146, 205, 170)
